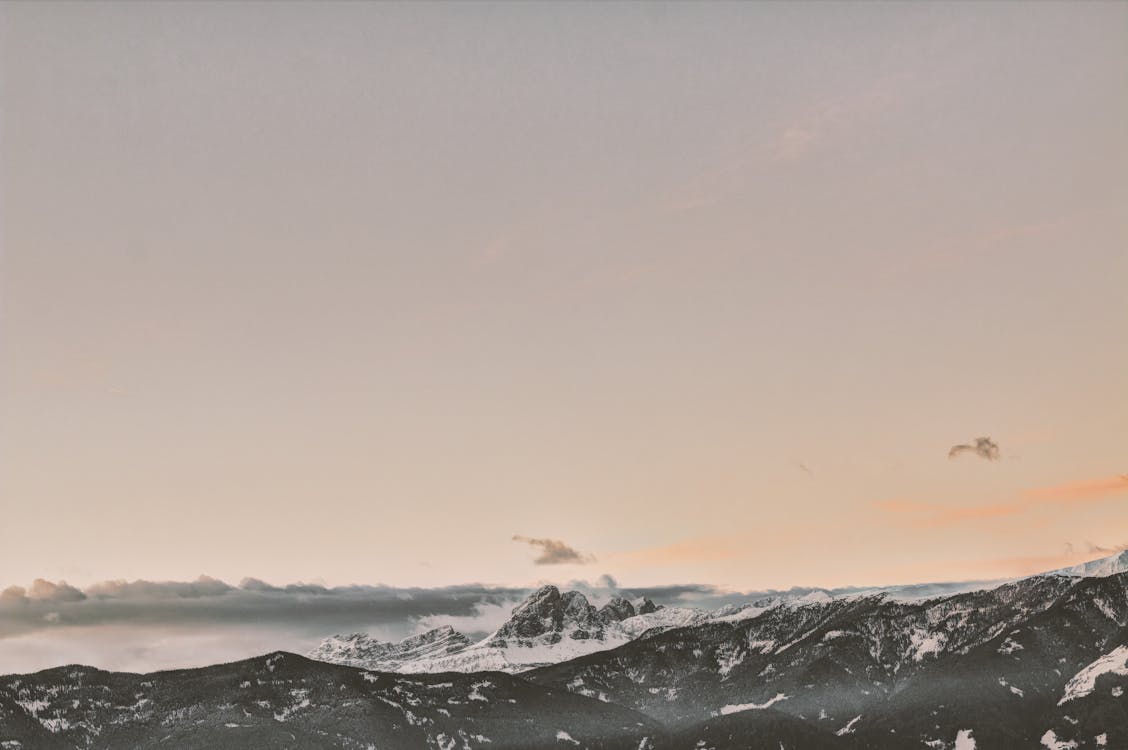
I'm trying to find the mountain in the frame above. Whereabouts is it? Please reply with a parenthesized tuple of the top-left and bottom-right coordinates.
(0, 652, 667, 750)
(309, 587, 779, 674)
(9, 553, 1128, 748)
(525, 571, 1128, 748)
(309, 551, 1128, 679)
(6, 573, 1126, 748)
(1049, 549, 1128, 578)
(307, 624, 471, 672)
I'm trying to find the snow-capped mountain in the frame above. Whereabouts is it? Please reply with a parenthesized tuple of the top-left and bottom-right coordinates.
(6, 569, 1127, 749)
(309, 550, 1128, 680)
(309, 586, 786, 674)
(1048, 549, 1128, 578)
(306, 624, 471, 672)
(527, 570, 1128, 748)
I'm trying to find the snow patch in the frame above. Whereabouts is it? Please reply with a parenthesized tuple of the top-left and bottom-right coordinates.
(955, 729, 977, 750)
(835, 715, 861, 736)
(1058, 646, 1128, 704)
(998, 637, 1024, 655)
(910, 629, 945, 661)
(1040, 730, 1078, 749)
(717, 692, 788, 715)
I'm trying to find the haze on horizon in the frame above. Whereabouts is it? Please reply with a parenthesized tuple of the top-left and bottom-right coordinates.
(1, 2, 1126, 596)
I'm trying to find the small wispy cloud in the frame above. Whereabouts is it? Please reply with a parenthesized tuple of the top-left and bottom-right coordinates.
(770, 74, 906, 163)
(512, 536, 594, 565)
(948, 436, 1000, 462)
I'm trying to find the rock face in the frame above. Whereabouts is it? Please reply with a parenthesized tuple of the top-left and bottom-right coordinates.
(489, 586, 609, 644)
(599, 596, 638, 623)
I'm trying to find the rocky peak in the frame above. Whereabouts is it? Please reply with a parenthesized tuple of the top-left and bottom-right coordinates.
(492, 586, 608, 644)
(599, 596, 637, 622)
(638, 598, 661, 615)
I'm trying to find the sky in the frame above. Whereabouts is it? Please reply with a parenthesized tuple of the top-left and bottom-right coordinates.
(1, 2, 1126, 605)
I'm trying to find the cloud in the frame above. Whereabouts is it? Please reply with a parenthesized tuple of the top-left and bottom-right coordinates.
(1021, 475, 1128, 505)
(770, 74, 906, 162)
(512, 536, 594, 565)
(596, 574, 618, 590)
(948, 436, 1000, 461)
(774, 126, 820, 161)
(877, 474, 1128, 528)
(27, 579, 86, 603)
(0, 578, 528, 641)
(874, 498, 1023, 527)
(85, 575, 233, 600)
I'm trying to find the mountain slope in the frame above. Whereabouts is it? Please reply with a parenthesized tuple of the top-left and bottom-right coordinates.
(0, 652, 667, 750)
(526, 572, 1128, 748)
(1049, 550, 1128, 579)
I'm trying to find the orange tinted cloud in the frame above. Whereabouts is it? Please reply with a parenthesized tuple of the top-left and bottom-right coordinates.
(1022, 475, 1128, 505)
(875, 475, 1128, 528)
(875, 498, 1023, 527)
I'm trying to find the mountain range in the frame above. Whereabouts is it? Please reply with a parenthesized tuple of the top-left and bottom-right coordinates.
(2, 551, 1127, 748)
(308, 588, 800, 674)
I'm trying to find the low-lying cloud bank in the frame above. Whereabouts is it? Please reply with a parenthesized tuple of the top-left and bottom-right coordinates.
(0, 577, 528, 642)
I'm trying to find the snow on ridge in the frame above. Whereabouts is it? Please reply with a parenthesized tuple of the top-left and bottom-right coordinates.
(1047, 550, 1128, 579)
(835, 715, 861, 736)
(716, 692, 788, 715)
(1058, 645, 1128, 705)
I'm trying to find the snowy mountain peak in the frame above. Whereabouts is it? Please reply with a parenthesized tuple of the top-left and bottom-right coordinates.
(491, 586, 609, 644)
(1047, 550, 1128, 578)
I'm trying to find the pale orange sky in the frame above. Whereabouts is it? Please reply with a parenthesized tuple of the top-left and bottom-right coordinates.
(1, 2, 1126, 593)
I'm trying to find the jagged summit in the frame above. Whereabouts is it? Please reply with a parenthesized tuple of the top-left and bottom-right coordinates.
(489, 586, 640, 646)
(599, 595, 636, 622)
